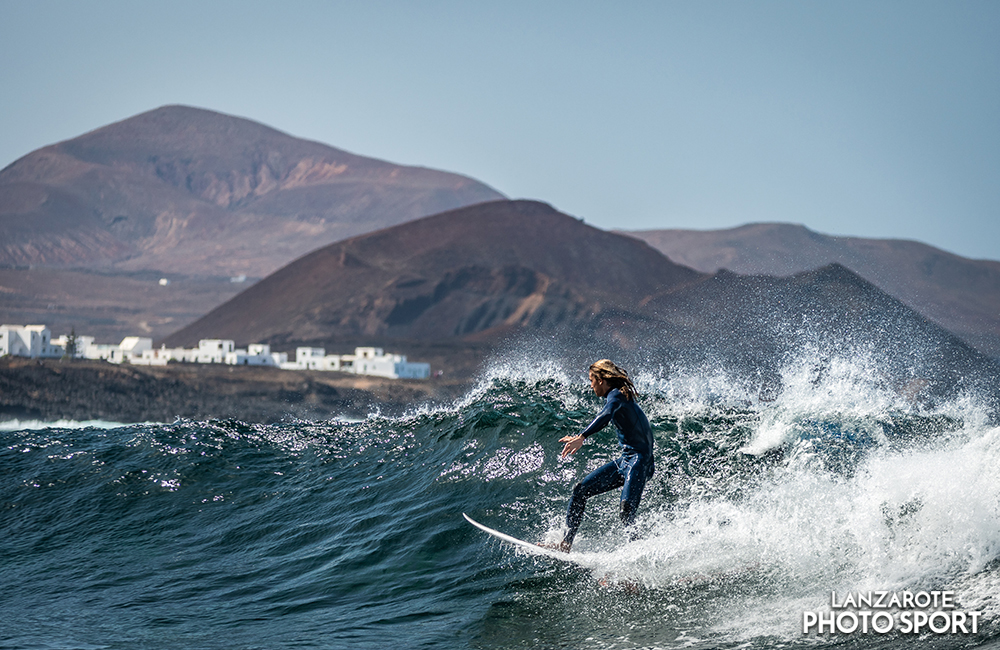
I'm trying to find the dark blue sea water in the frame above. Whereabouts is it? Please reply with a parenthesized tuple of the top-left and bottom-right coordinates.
(2, 353, 999, 649)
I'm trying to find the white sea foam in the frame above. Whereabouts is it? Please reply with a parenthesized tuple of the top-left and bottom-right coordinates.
(0, 418, 138, 431)
(566, 422, 1000, 642)
(520, 348, 1000, 643)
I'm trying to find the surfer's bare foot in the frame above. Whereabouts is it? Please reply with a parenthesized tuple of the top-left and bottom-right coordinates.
(598, 575, 642, 593)
(538, 540, 571, 553)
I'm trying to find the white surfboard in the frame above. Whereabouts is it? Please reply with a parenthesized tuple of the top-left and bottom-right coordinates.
(463, 512, 573, 561)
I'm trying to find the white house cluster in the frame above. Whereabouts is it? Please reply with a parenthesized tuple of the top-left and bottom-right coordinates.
(0, 324, 430, 380)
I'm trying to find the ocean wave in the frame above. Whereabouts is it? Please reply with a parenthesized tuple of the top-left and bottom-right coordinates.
(1, 349, 997, 649)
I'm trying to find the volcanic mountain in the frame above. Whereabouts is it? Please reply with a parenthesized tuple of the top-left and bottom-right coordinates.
(161, 200, 705, 347)
(627, 224, 1000, 358)
(164, 200, 1000, 409)
(0, 105, 503, 278)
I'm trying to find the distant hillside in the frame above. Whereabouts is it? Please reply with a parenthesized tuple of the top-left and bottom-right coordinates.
(162, 200, 705, 347)
(649, 264, 990, 376)
(161, 201, 1000, 413)
(583, 261, 999, 410)
(0, 105, 504, 278)
(626, 223, 1000, 358)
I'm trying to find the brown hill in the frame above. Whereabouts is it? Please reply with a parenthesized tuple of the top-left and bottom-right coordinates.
(0, 105, 504, 278)
(162, 200, 705, 347)
(626, 224, 1000, 358)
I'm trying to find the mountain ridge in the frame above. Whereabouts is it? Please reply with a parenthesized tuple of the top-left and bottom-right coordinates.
(0, 105, 505, 342)
(626, 223, 1000, 358)
(161, 199, 705, 347)
(0, 105, 504, 277)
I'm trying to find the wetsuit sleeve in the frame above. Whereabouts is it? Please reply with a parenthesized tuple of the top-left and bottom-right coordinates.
(579, 397, 616, 439)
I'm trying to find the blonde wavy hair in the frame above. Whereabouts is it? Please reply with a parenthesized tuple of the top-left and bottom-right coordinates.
(589, 359, 637, 402)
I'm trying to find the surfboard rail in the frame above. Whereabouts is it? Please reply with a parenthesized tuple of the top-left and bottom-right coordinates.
(462, 512, 573, 561)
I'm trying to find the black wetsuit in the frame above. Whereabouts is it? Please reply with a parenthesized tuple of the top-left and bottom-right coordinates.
(564, 388, 655, 547)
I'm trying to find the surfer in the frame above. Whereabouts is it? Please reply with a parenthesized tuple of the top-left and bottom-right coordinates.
(553, 359, 654, 552)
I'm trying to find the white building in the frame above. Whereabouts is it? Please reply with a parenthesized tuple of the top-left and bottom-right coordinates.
(350, 347, 431, 379)
(120, 336, 152, 359)
(137, 347, 173, 366)
(134, 345, 194, 365)
(86, 344, 125, 362)
(225, 343, 287, 367)
(52, 334, 94, 358)
(137, 340, 286, 366)
(80, 336, 153, 363)
(0, 324, 63, 358)
(3, 324, 429, 379)
(197, 339, 235, 364)
(278, 346, 430, 378)
(281, 347, 330, 371)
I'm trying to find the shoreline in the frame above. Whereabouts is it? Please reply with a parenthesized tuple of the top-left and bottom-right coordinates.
(0, 357, 472, 424)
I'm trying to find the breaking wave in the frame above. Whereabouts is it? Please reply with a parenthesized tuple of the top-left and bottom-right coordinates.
(2, 347, 998, 649)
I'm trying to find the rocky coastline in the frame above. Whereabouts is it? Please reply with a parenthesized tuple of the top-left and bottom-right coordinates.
(0, 357, 470, 424)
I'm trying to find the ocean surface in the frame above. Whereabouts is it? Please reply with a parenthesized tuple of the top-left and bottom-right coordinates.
(2, 351, 999, 650)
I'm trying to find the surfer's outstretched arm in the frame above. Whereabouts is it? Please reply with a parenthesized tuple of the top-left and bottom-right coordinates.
(559, 434, 585, 457)
(560, 395, 615, 457)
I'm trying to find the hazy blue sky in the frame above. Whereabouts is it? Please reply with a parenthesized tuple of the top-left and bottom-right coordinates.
(2, 0, 998, 259)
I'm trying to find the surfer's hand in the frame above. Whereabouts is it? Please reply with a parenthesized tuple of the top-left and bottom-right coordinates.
(559, 434, 584, 458)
